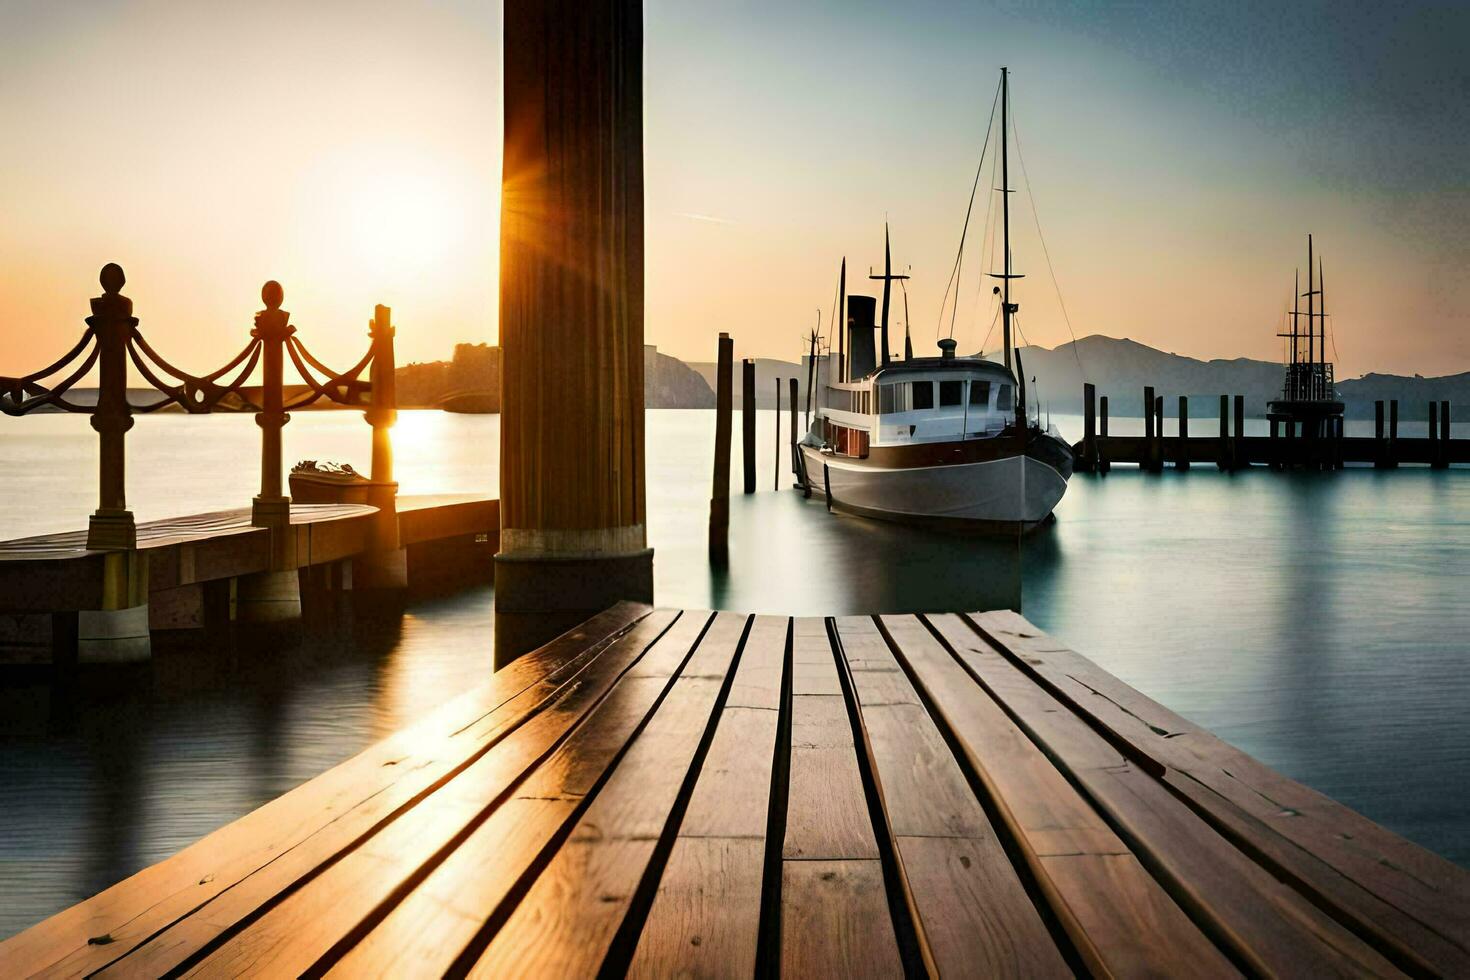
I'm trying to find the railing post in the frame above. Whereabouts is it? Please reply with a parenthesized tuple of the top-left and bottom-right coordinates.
(86, 263, 138, 552)
(348, 302, 406, 593)
(251, 281, 292, 542)
(368, 304, 397, 489)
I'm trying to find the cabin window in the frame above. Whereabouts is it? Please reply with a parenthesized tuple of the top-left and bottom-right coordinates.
(940, 380, 963, 407)
(827, 422, 869, 458)
(997, 384, 1013, 412)
(911, 381, 934, 410)
(879, 383, 911, 414)
(969, 380, 990, 406)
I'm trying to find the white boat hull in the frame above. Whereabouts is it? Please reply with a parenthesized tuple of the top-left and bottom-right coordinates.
(800, 444, 1068, 528)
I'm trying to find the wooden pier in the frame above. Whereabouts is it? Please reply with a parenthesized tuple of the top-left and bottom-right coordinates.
(5, 601, 1465, 977)
(1075, 384, 1463, 471)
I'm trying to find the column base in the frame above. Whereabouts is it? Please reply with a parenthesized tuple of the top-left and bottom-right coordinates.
(234, 570, 302, 623)
(87, 509, 137, 551)
(78, 604, 151, 663)
(493, 548, 653, 668)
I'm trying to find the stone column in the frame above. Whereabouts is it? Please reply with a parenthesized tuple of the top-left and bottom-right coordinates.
(494, 0, 652, 665)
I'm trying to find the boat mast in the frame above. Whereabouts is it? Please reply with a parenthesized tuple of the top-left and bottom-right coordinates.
(1306, 234, 1315, 397)
(1319, 254, 1326, 399)
(1292, 269, 1300, 397)
(838, 257, 847, 382)
(1001, 67, 1013, 375)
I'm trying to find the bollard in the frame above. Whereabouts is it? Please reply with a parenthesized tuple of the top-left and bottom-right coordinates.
(1177, 396, 1189, 471)
(709, 335, 733, 564)
(742, 359, 756, 494)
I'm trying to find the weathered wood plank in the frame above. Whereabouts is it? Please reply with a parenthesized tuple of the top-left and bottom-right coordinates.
(835, 616, 1069, 978)
(783, 625, 878, 862)
(114, 608, 691, 978)
(885, 615, 1238, 978)
(781, 860, 903, 978)
(468, 613, 751, 976)
(925, 613, 1403, 979)
(0, 602, 657, 979)
(310, 611, 720, 977)
(627, 616, 787, 977)
(969, 608, 1470, 977)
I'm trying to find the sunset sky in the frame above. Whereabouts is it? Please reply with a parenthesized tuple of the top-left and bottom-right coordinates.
(1, 0, 1465, 378)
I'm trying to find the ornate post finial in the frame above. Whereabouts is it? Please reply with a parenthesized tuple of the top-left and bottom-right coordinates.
(99, 263, 126, 295)
(261, 280, 284, 311)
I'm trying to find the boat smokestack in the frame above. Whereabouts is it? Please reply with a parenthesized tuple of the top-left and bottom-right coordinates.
(938, 338, 957, 360)
(847, 295, 878, 379)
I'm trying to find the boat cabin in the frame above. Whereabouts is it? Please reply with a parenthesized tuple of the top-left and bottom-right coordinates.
(819, 358, 1018, 458)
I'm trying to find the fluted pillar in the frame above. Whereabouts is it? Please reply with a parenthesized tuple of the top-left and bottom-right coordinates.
(494, 0, 652, 665)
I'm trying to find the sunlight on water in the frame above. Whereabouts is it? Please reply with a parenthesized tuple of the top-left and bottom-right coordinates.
(0, 408, 1466, 938)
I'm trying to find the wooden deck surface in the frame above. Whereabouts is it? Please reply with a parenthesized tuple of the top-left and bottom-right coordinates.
(3, 601, 1466, 978)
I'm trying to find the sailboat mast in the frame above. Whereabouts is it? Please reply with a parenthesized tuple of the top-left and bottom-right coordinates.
(1292, 269, 1300, 396)
(1319, 255, 1326, 398)
(1306, 234, 1315, 393)
(1001, 66, 1012, 375)
(838, 257, 847, 382)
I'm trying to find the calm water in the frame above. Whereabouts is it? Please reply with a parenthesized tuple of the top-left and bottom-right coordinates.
(1, 409, 1467, 938)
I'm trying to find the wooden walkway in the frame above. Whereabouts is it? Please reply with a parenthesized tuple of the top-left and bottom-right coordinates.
(3, 602, 1466, 977)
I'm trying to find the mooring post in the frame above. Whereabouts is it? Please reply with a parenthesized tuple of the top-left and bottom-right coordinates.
(709, 334, 733, 564)
(1389, 399, 1399, 468)
(80, 264, 149, 661)
(788, 376, 799, 486)
(1154, 395, 1165, 472)
(1217, 395, 1228, 470)
(742, 358, 756, 493)
(1098, 395, 1110, 473)
(1143, 385, 1155, 470)
(1082, 382, 1097, 472)
(236, 280, 304, 623)
(1440, 400, 1451, 468)
(1429, 400, 1446, 469)
(773, 378, 781, 490)
(1233, 395, 1245, 469)
(1375, 400, 1386, 468)
(1177, 396, 1190, 471)
(494, 0, 653, 663)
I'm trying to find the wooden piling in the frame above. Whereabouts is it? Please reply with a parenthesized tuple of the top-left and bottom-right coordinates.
(774, 378, 781, 490)
(1233, 395, 1246, 470)
(1082, 382, 1097, 472)
(1375, 401, 1386, 468)
(1154, 395, 1165, 472)
(742, 359, 756, 493)
(1441, 401, 1451, 469)
(1429, 401, 1438, 444)
(1098, 395, 1110, 473)
(1389, 400, 1399, 468)
(1177, 396, 1189, 470)
(709, 334, 733, 563)
(788, 376, 798, 487)
(1217, 395, 1228, 470)
(1143, 386, 1155, 472)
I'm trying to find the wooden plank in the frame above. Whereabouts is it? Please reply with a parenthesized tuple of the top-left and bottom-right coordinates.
(308, 611, 720, 977)
(883, 614, 1238, 978)
(925, 613, 1402, 978)
(0, 602, 655, 977)
(39, 604, 669, 979)
(628, 616, 787, 977)
(969, 608, 1470, 976)
(781, 860, 903, 978)
(467, 612, 751, 976)
(834, 616, 1070, 978)
(783, 624, 878, 861)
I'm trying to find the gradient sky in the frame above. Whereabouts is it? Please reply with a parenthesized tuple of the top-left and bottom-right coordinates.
(1, 0, 1465, 379)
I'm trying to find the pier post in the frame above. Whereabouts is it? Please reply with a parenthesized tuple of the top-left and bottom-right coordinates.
(1082, 382, 1097, 472)
(789, 377, 798, 485)
(1177, 396, 1189, 471)
(1098, 395, 1109, 473)
(742, 359, 756, 493)
(82, 264, 149, 662)
(1154, 395, 1165, 472)
(1233, 394, 1245, 469)
(1439, 401, 1451, 468)
(494, 0, 653, 664)
(709, 335, 732, 563)
(351, 303, 407, 591)
(1389, 400, 1399, 468)
(1143, 386, 1155, 471)
(773, 378, 781, 490)
(1429, 401, 1438, 446)
(236, 280, 304, 622)
(1375, 401, 1386, 468)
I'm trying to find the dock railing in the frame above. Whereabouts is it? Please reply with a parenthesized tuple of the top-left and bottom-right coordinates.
(1, 264, 398, 560)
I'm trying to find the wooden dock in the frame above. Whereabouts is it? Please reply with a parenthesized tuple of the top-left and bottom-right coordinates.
(4, 602, 1465, 977)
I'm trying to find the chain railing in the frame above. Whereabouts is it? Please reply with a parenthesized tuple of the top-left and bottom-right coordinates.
(0, 264, 397, 556)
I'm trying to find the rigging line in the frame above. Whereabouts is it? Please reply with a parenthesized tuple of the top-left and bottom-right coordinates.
(978, 302, 1001, 358)
(1009, 102, 1086, 383)
(937, 81, 1002, 341)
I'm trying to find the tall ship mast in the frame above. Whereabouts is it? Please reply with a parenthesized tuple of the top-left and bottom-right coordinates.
(1268, 235, 1344, 444)
(794, 68, 1074, 531)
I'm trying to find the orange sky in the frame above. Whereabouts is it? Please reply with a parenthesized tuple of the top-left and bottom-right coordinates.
(1, 1, 1465, 380)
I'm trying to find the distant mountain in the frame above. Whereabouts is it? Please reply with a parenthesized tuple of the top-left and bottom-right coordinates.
(687, 356, 829, 410)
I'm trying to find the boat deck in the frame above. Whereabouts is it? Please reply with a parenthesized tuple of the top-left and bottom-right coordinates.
(2, 602, 1466, 976)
